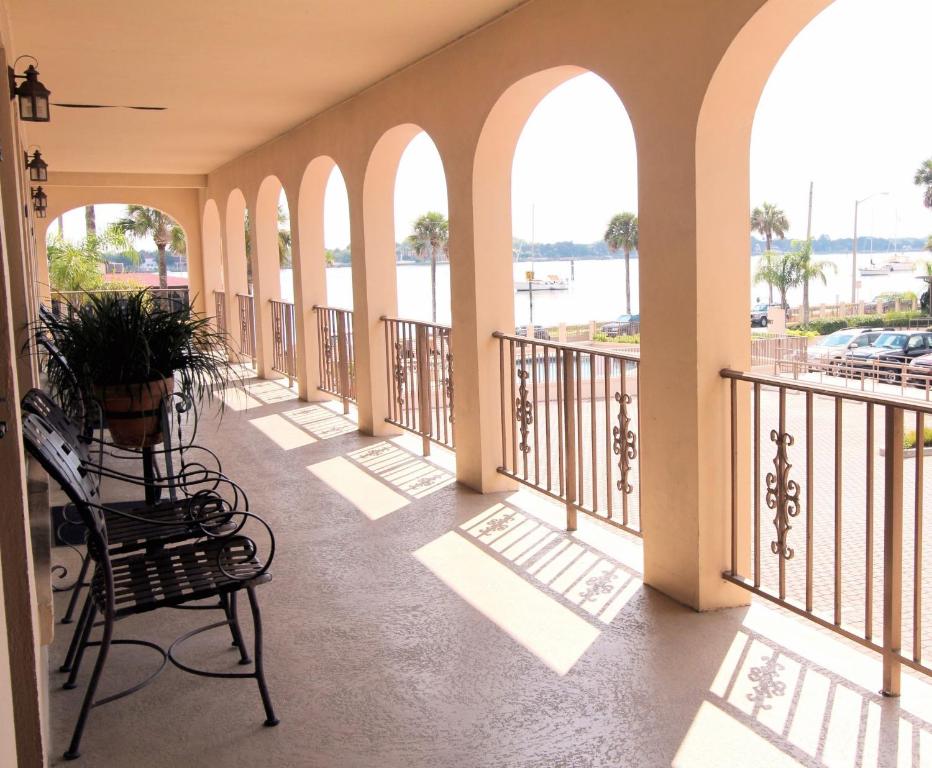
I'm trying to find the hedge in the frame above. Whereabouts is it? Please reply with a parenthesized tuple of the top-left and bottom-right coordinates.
(905, 427, 932, 450)
(791, 311, 924, 336)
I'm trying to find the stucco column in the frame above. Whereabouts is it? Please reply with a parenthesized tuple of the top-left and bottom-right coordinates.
(447, 156, 516, 492)
(292, 167, 330, 400)
(637, 120, 750, 611)
(350, 156, 401, 436)
(251, 191, 281, 378)
(221, 199, 250, 362)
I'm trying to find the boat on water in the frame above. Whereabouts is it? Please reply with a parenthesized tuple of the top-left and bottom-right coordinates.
(514, 275, 569, 292)
(859, 262, 890, 276)
(885, 254, 915, 272)
(859, 254, 916, 276)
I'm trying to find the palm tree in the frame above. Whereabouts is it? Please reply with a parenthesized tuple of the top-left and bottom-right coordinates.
(406, 212, 449, 322)
(791, 239, 835, 325)
(915, 158, 932, 209)
(84, 205, 96, 237)
(244, 204, 292, 268)
(750, 202, 789, 304)
(754, 251, 801, 311)
(47, 229, 136, 292)
(111, 206, 186, 289)
(603, 212, 639, 314)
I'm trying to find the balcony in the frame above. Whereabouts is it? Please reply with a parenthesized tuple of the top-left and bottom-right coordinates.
(45, 370, 932, 766)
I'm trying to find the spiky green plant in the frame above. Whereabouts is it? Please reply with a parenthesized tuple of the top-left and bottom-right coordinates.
(35, 290, 237, 410)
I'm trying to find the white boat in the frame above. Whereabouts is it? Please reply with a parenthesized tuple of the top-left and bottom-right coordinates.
(885, 254, 915, 272)
(515, 275, 569, 292)
(859, 261, 890, 276)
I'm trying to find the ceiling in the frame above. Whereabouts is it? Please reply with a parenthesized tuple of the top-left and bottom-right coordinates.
(8, 0, 523, 175)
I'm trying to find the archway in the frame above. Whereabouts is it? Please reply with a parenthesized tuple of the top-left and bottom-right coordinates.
(201, 198, 224, 324)
(44, 203, 191, 300)
(393, 131, 449, 324)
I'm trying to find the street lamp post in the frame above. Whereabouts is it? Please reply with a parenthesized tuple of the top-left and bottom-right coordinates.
(851, 191, 889, 304)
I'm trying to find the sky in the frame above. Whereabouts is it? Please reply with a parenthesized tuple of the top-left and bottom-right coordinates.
(56, 0, 931, 250)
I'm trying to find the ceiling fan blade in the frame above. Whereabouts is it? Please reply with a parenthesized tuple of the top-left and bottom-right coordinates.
(52, 102, 166, 110)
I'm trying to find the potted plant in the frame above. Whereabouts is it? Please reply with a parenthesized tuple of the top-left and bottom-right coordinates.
(37, 289, 235, 448)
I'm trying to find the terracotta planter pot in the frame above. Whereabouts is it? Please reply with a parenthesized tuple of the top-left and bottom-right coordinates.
(93, 376, 174, 448)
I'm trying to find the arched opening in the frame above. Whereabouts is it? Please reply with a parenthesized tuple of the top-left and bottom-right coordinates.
(46, 203, 189, 295)
(393, 131, 449, 324)
(324, 165, 352, 308)
(750, 0, 930, 327)
(510, 71, 637, 335)
(224, 189, 252, 363)
(201, 199, 224, 323)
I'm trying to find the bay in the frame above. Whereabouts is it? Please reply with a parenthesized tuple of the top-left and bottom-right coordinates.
(276, 251, 930, 327)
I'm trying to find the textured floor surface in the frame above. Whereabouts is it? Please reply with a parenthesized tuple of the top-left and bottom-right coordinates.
(45, 376, 932, 767)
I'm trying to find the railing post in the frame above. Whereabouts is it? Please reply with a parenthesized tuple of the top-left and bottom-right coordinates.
(562, 349, 577, 532)
(337, 311, 351, 415)
(416, 324, 431, 457)
(883, 404, 904, 696)
(285, 304, 295, 387)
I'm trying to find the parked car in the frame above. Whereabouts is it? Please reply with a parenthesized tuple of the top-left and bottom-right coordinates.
(601, 313, 640, 337)
(750, 303, 770, 327)
(515, 325, 551, 340)
(844, 331, 932, 381)
(907, 352, 932, 388)
(806, 328, 884, 370)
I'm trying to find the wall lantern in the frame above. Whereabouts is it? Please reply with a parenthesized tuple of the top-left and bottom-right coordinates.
(24, 148, 47, 182)
(8, 57, 50, 122)
(31, 186, 47, 218)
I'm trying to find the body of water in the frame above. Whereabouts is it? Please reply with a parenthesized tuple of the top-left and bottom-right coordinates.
(276, 251, 930, 327)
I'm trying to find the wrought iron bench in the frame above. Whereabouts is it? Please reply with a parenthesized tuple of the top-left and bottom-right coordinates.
(22, 411, 279, 761)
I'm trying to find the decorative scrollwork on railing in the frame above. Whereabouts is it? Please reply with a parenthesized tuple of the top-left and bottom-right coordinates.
(765, 429, 801, 560)
(321, 322, 334, 364)
(445, 349, 454, 423)
(612, 392, 638, 494)
(515, 369, 533, 454)
(393, 341, 407, 409)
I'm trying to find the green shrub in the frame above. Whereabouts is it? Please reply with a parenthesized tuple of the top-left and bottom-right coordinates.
(904, 427, 932, 450)
(796, 310, 924, 336)
(593, 332, 640, 344)
(784, 328, 819, 338)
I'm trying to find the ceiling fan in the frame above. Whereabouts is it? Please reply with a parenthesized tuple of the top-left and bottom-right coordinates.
(51, 102, 166, 111)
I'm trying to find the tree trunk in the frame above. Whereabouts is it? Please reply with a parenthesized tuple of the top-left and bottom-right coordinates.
(430, 246, 437, 323)
(624, 248, 631, 315)
(157, 244, 168, 289)
(803, 279, 810, 326)
(84, 205, 96, 238)
(765, 234, 773, 305)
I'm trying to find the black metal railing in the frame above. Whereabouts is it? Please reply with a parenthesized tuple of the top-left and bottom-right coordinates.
(50, 287, 190, 318)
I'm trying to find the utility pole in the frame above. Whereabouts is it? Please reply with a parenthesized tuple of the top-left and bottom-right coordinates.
(806, 181, 813, 241)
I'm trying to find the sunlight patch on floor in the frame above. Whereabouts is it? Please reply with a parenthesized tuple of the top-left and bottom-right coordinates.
(348, 442, 454, 498)
(459, 504, 640, 625)
(505, 488, 643, 574)
(389, 432, 456, 474)
(673, 701, 803, 768)
(248, 414, 316, 450)
(283, 404, 357, 440)
(308, 456, 408, 520)
(704, 603, 932, 766)
(414, 530, 600, 675)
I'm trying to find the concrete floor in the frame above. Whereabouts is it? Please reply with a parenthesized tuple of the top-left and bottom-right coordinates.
(46, 376, 932, 767)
